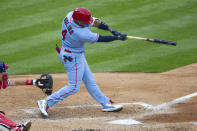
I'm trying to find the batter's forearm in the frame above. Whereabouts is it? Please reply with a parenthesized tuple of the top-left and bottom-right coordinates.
(97, 35, 118, 42)
(97, 34, 127, 42)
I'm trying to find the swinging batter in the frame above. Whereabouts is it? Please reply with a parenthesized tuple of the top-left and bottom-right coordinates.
(38, 7, 127, 117)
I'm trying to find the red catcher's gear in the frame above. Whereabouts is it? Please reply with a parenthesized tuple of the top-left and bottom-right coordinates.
(0, 73, 9, 89)
(0, 112, 17, 130)
(72, 7, 93, 24)
(4, 63, 8, 70)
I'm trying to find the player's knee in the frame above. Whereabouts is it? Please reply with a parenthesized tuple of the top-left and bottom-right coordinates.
(72, 87, 80, 94)
(84, 81, 97, 88)
(67, 82, 80, 93)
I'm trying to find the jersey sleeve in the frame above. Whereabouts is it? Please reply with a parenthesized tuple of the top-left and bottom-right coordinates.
(80, 30, 99, 44)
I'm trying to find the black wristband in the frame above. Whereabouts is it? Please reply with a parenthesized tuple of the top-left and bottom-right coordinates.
(98, 22, 109, 30)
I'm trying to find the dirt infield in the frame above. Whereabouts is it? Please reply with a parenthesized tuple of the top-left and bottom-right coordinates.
(1, 63, 197, 131)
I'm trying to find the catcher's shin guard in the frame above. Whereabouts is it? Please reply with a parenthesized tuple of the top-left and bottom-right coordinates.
(16, 120, 32, 131)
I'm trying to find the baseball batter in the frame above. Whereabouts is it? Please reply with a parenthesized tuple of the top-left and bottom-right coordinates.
(38, 7, 127, 117)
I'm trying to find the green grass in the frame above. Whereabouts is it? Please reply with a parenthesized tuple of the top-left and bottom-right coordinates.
(0, 0, 197, 75)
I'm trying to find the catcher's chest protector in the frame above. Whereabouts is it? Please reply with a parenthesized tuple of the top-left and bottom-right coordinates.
(0, 113, 17, 131)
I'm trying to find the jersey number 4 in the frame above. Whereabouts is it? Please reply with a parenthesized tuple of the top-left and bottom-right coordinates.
(62, 30, 67, 40)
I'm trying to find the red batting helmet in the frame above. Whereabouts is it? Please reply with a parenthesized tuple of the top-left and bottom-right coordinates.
(72, 7, 93, 24)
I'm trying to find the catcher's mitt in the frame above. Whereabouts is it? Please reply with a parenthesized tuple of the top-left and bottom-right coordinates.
(35, 74, 53, 95)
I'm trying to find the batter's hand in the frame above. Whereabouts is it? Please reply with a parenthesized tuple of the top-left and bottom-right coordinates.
(111, 29, 121, 36)
(118, 34, 127, 41)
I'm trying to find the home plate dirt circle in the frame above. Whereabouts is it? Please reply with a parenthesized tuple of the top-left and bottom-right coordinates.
(1, 63, 197, 130)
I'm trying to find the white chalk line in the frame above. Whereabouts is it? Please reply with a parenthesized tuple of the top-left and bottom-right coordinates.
(108, 92, 197, 125)
(20, 102, 153, 115)
(153, 92, 197, 111)
(20, 117, 113, 123)
(53, 102, 153, 109)
(189, 122, 197, 125)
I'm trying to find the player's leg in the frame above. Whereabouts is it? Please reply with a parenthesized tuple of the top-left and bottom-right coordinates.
(82, 57, 123, 112)
(38, 53, 85, 116)
(82, 57, 109, 105)
(46, 55, 84, 106)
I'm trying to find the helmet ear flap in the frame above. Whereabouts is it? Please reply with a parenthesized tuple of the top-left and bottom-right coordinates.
(72, 7, 93, 24)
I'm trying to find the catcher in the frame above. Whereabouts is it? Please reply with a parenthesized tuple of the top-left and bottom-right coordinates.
(0, 111, 31, 131)
(0, 62, 53, 94)
(0, 62, 53, 131)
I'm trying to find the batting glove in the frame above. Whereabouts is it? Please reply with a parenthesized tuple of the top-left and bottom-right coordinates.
(118, 34, 127, 41)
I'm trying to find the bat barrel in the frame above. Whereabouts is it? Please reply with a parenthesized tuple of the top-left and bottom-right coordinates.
(127, 36, 177, 46)
(153, 39, 177, 46)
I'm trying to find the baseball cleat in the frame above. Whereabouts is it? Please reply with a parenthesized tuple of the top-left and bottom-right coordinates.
(37, 99, 48, 117)
(21, 120, 32, 131)
(102, 100, 123, 112)
(16, 120, 32, 131)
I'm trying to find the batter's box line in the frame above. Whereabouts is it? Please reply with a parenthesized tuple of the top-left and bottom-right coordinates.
(18, 117, 117, 123)
(19, 102, 153, 115)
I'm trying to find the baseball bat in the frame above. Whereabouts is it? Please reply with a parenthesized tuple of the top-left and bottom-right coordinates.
(127, 36, 177, 46)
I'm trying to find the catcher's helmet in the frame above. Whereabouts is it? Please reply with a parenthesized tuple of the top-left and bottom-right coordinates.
(72, 7, 93, 24)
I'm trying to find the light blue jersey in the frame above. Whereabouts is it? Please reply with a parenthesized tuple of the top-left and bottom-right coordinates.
(61, 11, 99, 53)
